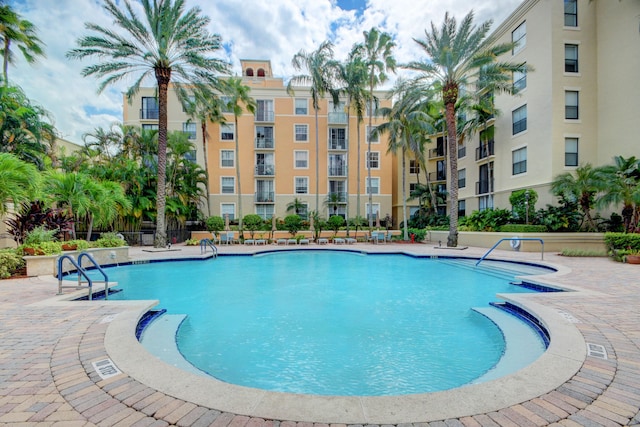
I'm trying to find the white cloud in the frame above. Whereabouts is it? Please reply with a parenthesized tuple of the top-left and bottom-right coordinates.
(10, 0, 522, 144)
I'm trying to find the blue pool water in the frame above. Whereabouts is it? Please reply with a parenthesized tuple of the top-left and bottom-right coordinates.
(103, 251, 549, 396)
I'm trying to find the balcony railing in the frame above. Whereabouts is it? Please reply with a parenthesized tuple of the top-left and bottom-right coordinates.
(140, 108, 159, 119)
(428, 172, 447, 182)
(255, 191, 275, 203)
(328, 166, 347, 176)
(328, 112, 348, 124)
(475, 179, 494, 195)
(429, 147, 445, 159)
(328, 139, 347, 150)
(327, 191, 347, 203)
(475, 140, 495, 161)
(255, 110, 274, 122)
(255, 164, 275, 176)
(255, 137, 274, 149)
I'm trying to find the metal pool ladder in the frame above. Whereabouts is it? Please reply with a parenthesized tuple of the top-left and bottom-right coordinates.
(57, 252, 110, 300)
(200, 238, 218, 256)
(476, 238, 544, 266)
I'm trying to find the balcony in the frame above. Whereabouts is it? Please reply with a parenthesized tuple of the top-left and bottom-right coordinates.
(255, 137, 274, 149)
(328, 166, 347, 176)
(429, 147, 445, 159)
(255, 164, 275, 176)
(255, 191, 274, 203)
(140, 108, 159, 119)
(328, 139, 347, 150)
(428, 172, 447, 182)
(475, 179, 494, 195)
(328, 112, 347, 124)
(475, 140, 495, 161)
(255, 110, 274, 122)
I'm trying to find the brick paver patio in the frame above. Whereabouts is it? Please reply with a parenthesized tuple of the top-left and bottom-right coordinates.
(1, 242, 639, 426)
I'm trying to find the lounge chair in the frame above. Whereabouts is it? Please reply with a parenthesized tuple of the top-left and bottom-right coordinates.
(345, 237, 357, 244)
(220, 232, 235, 245)
(317, 238, 329, 245)
(286, 238, 297, 245)
(333, 237, 345, 245)
(299, 238, 310, 245)
(276, 238, 287, 245)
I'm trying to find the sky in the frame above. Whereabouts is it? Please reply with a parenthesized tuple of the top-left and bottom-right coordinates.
(8, 0, 523, 145)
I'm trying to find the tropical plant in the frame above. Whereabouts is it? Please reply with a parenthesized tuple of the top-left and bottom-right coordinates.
(327, 215, 345, 235)
(4, 200, 73, 245)
(286, 197, 307, 217)
(223, 77, 256, 230)
(0, 152, 40, 214)
(205, 216, 224, 233)
(95, 232, 126, 248)
(509, 189, 538, 224)
(284, 214, 303, 237)
(242, 214, 263, 239)
(324, 192, 345, 216)
(597, 155, 640, 232)
(68, 0, 230, 247)
(348, 215, 366, 239)
(0, 3, 45, 85)
(405, 11, 530, 246)
(535, 197, 582, 232)
(550, 164, 603, 231)
(287, 40, 339, 212)
(0, 249, 24, 279)
(459, 208, 512, 232)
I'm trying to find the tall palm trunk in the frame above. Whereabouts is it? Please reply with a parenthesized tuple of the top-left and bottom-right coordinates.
(314, 107, 320, 213)
(235, 115, 243, 230)
(367, 78, 374, 228)
(200, 121, 211, 217)
(356, 121, 362, 218)
(444, 82, 459, 247)
(401, 147, 408, 240)
(154, 67, 170, 248)
(345, 100, 351, 236)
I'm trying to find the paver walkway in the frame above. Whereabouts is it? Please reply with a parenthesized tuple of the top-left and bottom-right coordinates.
(1, 242, 639, 426)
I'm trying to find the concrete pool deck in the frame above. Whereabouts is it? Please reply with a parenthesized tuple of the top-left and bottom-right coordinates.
(1, 242, 639, 426)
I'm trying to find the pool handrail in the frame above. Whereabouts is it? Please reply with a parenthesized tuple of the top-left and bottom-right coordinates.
(200, 238, 218, 256)
(57, 253, 109, 300)
(476, 238, 544, 266)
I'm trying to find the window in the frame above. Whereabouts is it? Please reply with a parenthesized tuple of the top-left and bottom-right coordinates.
(458, 200, 466, 218)
(295, 177, 308, 194)
(479, 195, 493, 211)
(366, 151, 379, 169)
(295, 124, 308, 142)
(257, 68, 265, 77)
(565, 44, 579, 73)
(513, 67, 527, 92)
(221, 124, 235, 141)
(221, 203, 235, 220)
(220, 96, 232, 113)
(328, 154, 346, 176)
(409, 160, 420, 174)
(512, 105, 527, 134)
(256, 205, 274, 220)
(409, 183, 418, 193)
(512, 147, 527, 175)
(246, 68, 254, 76)
(142, 123, 158, 131)
(141, 97, 158, 119)
(366, 177, 380, 195)
(182, 122, 196, 140)
(512, 22, 526, 54)
(565, 0, 577, 27)
(295, 98, 308, 115)
(294, 151, 308, 168)
(366, 203, 380, 222)
(565, 91, 579, 119)
(329, 128, 347, 149)
(256, 99, 274, 122)
(184, 150, 196, 163)
(255, 126, 274, 149)
(365, 102, 379, 117)
(458, 169, 466, 188)
(221, 177, 235, 194)
(181, 95, 196, 112)
(565, 138, 579, 167)
(221, 150, 234, 167)
(366, 126, 379, 143)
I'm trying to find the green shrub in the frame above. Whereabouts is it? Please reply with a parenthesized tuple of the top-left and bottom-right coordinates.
(0, 250, 25, 279)
(284, 214, 303, 236)
(604, 232, 640, 253)
(459, 209, 512, 231)
(327, 215, 345, 234)
(498, 224, 547, 233)
(184, 238, 200, 246)
(510, 189, 538, 222)
(205, 216, 225, 233)
(23, 226, 57, 246)
(242, 214, 263, 239)
(560, 249, 608, 257)
(95, 232, 127, 248)
(408, 228, 426, 242)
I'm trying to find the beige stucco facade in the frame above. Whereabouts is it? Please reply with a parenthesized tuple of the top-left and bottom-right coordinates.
(123, 60, 394, 224)
(401, 0, 640, 220)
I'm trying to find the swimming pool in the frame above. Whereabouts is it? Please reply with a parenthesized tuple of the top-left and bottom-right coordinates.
(102, 250, 552, 396)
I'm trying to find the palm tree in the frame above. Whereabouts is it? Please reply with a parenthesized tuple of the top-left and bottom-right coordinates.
(67, 0, 230, 247)
(551, 164, 603, 231)
(405, 11, 529, 246)
(287, 40, 339, 213)
(0, 4, 45, 85)
(286, 197, 307, 218)
(0, 152, 40, 215)
(222, 77, 256, 231)
(336, 47, 368, 227)
(598, 156, 640, 232)
(360, 27, 396, 227)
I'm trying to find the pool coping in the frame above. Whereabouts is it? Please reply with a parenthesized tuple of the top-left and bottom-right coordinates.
(101, 249, 587, 424)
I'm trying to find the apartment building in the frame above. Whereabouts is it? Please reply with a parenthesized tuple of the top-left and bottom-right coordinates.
(123, 60, 394, 223)
(404, 0, 640, 220)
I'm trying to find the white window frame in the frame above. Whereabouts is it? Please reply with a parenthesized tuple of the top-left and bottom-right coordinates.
(512, 146, 527, 175)
(565, 90, 579, 120)
(221, 123, 235, 141)
(256, 204, 275, 220)
(182, 122, 197, 140)
(565, 44, 579, 73)
(512, 21, 526, 55)
(458, 169, 466, 189)
(220, 150, 234, 168)
(294, 124, 308, 142)
(366, 151, 380, 169)
(294, 150, 308, 169)
(221, 176, 235, 194)
(295, 177, 309, 194)
(366, 125, 379, 143)
(513, 66, 527, 92)
(295, 98, 308, 115)
(220, 203, 235, 220)
(565, 137, 579, 167)
(365, 203, 380, 221)
(512, 104, 527, 135)
(366, 177, 380, 195)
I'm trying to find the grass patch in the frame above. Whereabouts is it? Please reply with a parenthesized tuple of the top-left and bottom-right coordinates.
(560, 249, 608, 257)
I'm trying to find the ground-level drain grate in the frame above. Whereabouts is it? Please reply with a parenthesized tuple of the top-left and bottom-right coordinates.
(587, 343, 608, 359)
(92, 358, 122, 380)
